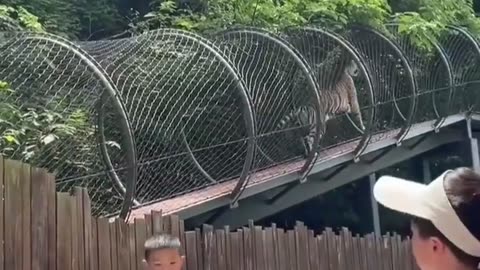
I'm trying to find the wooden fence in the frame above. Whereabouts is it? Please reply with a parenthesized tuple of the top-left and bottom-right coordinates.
(0, 157, 418, 270)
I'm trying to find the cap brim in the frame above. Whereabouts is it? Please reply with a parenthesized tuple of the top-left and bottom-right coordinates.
(373, 176, 431, 220)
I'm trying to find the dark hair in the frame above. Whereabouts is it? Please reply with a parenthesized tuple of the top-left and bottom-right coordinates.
(412, 167, 480, 268)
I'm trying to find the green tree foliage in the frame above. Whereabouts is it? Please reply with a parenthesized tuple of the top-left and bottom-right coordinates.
(0, 0, 124, 39)
(0, 4, 44, 31)
(0, 81, 100, 176)
(129, 0, 480, 52)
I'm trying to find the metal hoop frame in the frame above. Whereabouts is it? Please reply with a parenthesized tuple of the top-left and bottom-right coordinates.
(445, 26, 480, 114)
(384, 23, 454, 132)
(14, 32, 138, 219)
(156, 29, 257, 208)
(348, 25, 417, 145)
(214, 26, 324, 192)
(285, 26, 376, 162)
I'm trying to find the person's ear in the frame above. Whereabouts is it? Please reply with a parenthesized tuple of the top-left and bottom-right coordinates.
(429, 236, 447, 254)
(142, 259, 149, 270)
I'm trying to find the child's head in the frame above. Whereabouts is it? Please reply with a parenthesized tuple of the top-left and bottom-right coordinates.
(143, 234, 184, 270)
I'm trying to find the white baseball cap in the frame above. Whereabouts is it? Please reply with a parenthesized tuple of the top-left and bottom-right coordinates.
(373, 170, 480, 257)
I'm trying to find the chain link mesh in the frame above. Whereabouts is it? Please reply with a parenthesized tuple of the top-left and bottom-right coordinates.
(81, 29, 255, 209)
(2, 24, 480, 218)
(283, 26, 374, 155)
(210, 27, 323, 184)
(0, 32, 133, 216)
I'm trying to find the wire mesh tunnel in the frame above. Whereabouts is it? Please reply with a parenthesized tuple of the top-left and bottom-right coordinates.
(385, 24, 454, 130)
(437, 26, 480, 114)
(81, 29, 256, 210)
(3, 23, 480, 218)
(283, 26, 375, 158)
(210, 27, 324, 185)
(0, 31, 136, 217)
(341, 25, 417, 144)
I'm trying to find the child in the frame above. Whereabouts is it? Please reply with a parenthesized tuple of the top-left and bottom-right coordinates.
(143, 233, 184, 270)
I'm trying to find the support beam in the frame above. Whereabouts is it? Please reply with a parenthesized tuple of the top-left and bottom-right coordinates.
(466, 118, 480, 172)
(468, 138, 480, 172)
(201, 129, 462, 228)
(369, 174, 381, 236)
(422, 158, 432, 183)
(161, 115, 466, 221)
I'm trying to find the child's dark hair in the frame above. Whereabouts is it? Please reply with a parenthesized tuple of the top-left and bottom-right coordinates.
(144, 234, 181, 261)
(412, 167, 480, 268)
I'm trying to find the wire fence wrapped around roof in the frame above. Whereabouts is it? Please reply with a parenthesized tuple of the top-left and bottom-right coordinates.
(2, 23, 480, 218)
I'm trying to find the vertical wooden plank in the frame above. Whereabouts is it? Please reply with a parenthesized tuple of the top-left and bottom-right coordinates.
(287, 230, 296, 270)
(243, 227, 253, 270)
(135, 219, 147, 270)
(294, 222, 308, 270)
(264, 227, 274, 270)
(91, 219, 99, 270)
(237, 229, 244, 270)
(21, 163, 31, 270)
(151, 211, 163, 235)
(116, 220, 130, 270)
(163, 215, 171, 234)
(351, 236, 362, 270)
(317, 235, 327, 270)
(271, 224, 279, 270)
(110, 220, 118, 270)
(308, 230, 318, 270)
(57, 193, 72, 270)
(144, 214, 153, 238)
(216, 229, 226, 270)
(0, 157, 4, 270)
(46, 174, 56, 270)
(279, 229, 288, 270)
(128, 224, 137, 270)
(70, 194, 79, 270)
(195, 229, 204, 270)
(180, 219, 186, 270)
(360, 236, 368, 270)
(202, 224, 214, 270)
(31, 166, 49, 270)
(4, 160, 23, 270)
(325, 228, 337, 270)
(224, 226, 231, 270)
(82, 189, 91, 270)
(98, 218, 112, 270)
(74, 188, 85, 270)
(170, 215, 180, 240)
(230, 231, 239, 270)
(254, 226, 264, 270)
(185, 231, 198, 270)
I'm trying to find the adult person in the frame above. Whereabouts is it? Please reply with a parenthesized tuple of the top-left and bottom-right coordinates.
(143, 233, 184, 270)
(373, 167, 480, 270)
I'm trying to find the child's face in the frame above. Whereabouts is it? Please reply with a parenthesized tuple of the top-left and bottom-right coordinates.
(145, 248, 184, 270)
